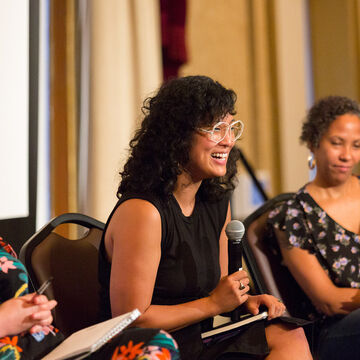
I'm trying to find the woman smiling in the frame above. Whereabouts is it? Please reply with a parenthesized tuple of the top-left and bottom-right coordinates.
(99, 75, 312, 360)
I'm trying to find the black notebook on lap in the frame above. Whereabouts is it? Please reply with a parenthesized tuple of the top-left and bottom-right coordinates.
(201, 311, 268, 339)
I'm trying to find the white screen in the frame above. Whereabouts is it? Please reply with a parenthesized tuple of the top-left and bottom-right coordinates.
(0, 0, 29, 220)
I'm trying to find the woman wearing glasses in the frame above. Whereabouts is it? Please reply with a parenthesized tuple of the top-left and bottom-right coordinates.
(98, 76, 312, 360)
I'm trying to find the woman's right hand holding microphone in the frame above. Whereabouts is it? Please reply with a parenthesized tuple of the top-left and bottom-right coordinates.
(208, 270, 250, 315)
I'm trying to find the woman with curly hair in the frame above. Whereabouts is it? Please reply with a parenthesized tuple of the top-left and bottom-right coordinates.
(268, 95, 360, 360)
(99, 75, 312, 359)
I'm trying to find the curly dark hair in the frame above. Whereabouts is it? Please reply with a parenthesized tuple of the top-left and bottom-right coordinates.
(300, 95, 360, 148)
(118, 75, 241, 202)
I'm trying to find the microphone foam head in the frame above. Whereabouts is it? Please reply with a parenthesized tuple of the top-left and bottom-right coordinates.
(225, 220, 245, 241)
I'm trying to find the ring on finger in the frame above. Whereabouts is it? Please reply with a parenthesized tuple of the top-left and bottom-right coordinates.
(239, 281, 245, 290)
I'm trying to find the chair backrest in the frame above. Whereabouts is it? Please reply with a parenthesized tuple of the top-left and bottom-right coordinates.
(19, 213, 105, 337)
(242, 193, 315, 319)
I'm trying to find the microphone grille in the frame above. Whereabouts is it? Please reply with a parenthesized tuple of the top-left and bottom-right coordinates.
(225, 220, 245, 240)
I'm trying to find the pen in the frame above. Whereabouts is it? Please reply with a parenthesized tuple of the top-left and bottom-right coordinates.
(35, 277, 56, 336)
(36, 277, 54, 295)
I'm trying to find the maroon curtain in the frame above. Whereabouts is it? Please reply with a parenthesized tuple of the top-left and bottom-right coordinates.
(160, 0, 187, 80)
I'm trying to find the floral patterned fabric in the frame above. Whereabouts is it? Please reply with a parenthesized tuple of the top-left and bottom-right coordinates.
(95, 329, 179, 360)
(0, 239, 28, 302)
(0, 239, 179, 360)
(87, 328, 179, 360)
(268, 186, 360, 289)
(0, 238, 64, 359)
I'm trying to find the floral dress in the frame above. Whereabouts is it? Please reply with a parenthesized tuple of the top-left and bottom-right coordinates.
(0, 238, 179, 360)
(268, 186, 360, 290)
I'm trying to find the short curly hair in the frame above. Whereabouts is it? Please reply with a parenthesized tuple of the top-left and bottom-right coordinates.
(300, 95, 360, 148)
(118, 75, 241, 202)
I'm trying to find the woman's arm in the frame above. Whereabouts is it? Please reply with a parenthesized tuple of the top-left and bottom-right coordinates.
(0, 294, 57, 337)
(106, 199, 249, 332)
(276, 229, 360, 316)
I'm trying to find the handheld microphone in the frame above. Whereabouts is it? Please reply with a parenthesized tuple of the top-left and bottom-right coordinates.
(226, 220, 245, 275)
(226, 220, 246, 322)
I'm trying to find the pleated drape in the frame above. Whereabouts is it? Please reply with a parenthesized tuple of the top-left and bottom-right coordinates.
(88, 0, 163, 221)
(50, 0, 78, 218)
(49, 0, 163, 222)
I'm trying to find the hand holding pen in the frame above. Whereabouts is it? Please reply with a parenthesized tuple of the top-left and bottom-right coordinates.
(30, 277, 57, 336)
(0, 290, 58, 338)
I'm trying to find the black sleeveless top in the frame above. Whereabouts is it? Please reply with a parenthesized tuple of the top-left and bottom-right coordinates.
(98, 192, 229, 357)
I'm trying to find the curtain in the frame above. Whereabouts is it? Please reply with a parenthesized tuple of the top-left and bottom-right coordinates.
(160, 0, 187, 80)
(50, 0, 78, 218)
(49, 0, 163, 222)
(88, 0, 163, 221)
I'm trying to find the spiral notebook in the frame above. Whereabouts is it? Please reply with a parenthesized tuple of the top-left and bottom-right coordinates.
(43, 309, 141, 360)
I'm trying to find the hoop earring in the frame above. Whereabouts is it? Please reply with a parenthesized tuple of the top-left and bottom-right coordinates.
(307, 154, 316, 170)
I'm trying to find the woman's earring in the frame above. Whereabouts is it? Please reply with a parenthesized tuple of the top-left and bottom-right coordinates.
(307, 154, 316, 170)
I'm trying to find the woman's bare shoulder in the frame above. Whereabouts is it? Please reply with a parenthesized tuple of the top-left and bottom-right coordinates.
(109, 198, 162, 230)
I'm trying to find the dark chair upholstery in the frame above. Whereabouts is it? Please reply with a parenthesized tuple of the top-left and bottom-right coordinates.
(19, 213, 105, 337)
(242, 193, 316, 319)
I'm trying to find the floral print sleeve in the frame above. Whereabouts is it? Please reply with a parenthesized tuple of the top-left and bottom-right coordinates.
(268, 188, 360, 289)
(0, 238, 29, 302)
(268, 193, 317, 254)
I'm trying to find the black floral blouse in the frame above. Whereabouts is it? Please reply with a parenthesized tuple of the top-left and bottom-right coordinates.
(268, 185, 360, 289)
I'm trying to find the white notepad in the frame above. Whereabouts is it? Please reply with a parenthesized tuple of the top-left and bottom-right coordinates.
(43, 309, 141, 360)
(201, 311, 268, 339)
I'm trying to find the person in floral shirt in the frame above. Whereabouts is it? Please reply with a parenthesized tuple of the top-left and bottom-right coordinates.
(268, 95, 360, 360)
(0, 238, 179, 359)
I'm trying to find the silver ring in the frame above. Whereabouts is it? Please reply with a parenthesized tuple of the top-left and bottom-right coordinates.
(239, 281, 245, 290)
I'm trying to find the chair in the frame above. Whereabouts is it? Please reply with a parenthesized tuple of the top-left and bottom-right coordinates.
(242, 193, 316, 319)
(19, 213, 105, 337)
